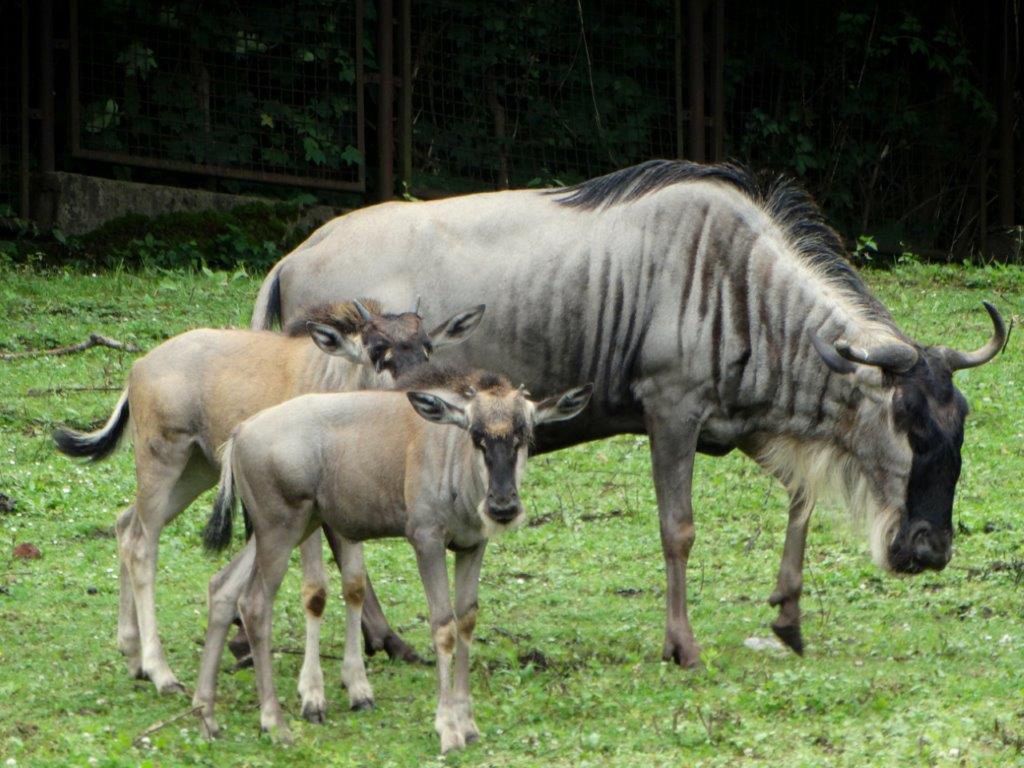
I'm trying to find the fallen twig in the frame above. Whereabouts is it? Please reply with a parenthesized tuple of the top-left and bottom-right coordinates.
(26, 385, 123, 397)
(133, 705, 202, 747)
(1, 333, 139, 361)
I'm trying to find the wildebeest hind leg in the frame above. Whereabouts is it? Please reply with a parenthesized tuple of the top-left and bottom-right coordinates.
(768, 490, 810, 656)
(646, 413, 702, 668)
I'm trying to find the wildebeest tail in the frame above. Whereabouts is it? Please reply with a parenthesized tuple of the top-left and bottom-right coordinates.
(53, 388, 130, 462)
(250, 260, 283, 330)
(203, 437, 239, 552)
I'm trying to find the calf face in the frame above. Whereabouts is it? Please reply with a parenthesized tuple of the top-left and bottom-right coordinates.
(407, 382, 593, 529)
(308, 301, 486, 378)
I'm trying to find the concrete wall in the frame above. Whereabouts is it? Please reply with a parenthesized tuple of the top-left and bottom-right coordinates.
(31, 172, 340, 236)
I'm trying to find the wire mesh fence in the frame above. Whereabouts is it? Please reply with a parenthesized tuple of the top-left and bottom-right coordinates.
(0, 1, 26, 216)
(408, 0, 681, 193)
(70, 0, 364, 190)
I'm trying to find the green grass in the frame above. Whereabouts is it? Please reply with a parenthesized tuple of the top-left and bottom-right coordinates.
(1, 262, 1022, 767)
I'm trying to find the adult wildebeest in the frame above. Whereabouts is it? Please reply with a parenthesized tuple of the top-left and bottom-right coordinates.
(251, 160, 1006, 663)
(53, 299, 484, 698)
(193, 366, 592, 750)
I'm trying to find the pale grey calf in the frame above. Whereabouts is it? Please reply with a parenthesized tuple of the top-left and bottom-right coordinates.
(54, 300, 484, 703)
(194, 367, 591, 751)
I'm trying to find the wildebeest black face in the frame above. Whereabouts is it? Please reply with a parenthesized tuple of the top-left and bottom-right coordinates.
(886, 350, 968, 573)
(813, 301, 1005, 574)
(407, 381, 593, 531)
(309, 301, 486, 378)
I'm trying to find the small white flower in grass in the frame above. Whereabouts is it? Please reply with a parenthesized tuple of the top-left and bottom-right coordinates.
(1000, 634, 1013, 645)
(6, 758, 17, 767)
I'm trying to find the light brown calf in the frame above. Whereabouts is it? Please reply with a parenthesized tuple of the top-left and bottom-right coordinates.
(54, 301, 485, 707)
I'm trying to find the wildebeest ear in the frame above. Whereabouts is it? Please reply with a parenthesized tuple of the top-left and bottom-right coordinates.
(407, 391, 469, 429)
(534, 383, 593, 425)
(307, 321, 364, 363)
(429, 305, 486, 349)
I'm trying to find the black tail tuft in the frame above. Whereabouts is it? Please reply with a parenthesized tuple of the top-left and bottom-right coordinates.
(53, 391, 130, 462)
(242, 503, 254, 541)
(203, 478, 236, 552)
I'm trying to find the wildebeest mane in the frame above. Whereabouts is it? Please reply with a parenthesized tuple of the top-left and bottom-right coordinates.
(551, 159, 892, 323)
(395, 362, 513, 395)
(284, 298, 385, 336)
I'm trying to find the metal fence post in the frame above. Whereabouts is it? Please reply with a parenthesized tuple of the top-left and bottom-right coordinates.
(378, 0, 395, 200)
(19, 0, 30, 219)
(686, 0, 704, 162)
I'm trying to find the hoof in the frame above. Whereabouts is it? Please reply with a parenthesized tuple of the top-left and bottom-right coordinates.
(662, 641, 702, 669)
(260, 723, 294, 746)
(350, 698, 375, 712)
(198, 716, 220, 740)
(464, 724, 481, 744)
(771, 622, 805, 656)
(227, 632, 252, 662)
(382, 633, 425, 665)
(133, 668, 150, 681)
(440, 728, 466, 754)
(157, 679, 187, 696)
(301, 701, 327, 724)
(229, 654, 254, 672)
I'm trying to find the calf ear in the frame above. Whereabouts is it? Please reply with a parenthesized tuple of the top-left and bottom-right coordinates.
(534, 384, 593, 425)
(407, 391, 469, 429)
(307, 321, 364, 363)
(429, 305, 486, 349)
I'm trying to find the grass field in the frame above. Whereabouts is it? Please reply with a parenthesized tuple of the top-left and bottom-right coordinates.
(1, 262, 1022, 767)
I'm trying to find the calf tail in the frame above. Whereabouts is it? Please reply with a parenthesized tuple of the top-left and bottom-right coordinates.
(250, 260, 283, 330)
(204, 437, 239, 552)
(53, 388, 130, 462)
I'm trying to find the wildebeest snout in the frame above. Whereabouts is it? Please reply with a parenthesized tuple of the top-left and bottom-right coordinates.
(486, 489, 520, 523)
(890, 519, 952, 574)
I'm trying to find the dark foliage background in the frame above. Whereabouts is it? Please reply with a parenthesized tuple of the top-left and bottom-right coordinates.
(2, 0, 1019, 265)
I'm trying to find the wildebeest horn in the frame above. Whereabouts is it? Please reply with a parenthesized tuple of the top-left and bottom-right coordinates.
(353, 299, 374, 324)
(834, 338, 918, 373)
(811, 334, 857, 374)
(413, 296, 422, 315)
(941, 301, 1007, 371)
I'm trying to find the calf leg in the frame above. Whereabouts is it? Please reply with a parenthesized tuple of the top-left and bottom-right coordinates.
(410, 527, 462, 753)
(453, 544, 486, 744)
(115, 506, 142, 677)
(323, 526, 422, 663)
(193, 540, 257, 739)
(339, 539, 374, 709)
(124, 451, 214, 693)
(297, 530, 328, 723)
(242, 523, 307, 743)
(769, 489, 811, 655)
(646, 412, 702, 668)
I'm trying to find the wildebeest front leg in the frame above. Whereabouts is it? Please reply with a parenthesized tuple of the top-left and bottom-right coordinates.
(646, 413, 702, 667)
(769, 489, 811, 655)
(297, 530, 328, 723)
(323, 526, 422, 663)
(338, 539, 374, 709)
(411, 527, 462, 753)
(453, 544, 486, 744)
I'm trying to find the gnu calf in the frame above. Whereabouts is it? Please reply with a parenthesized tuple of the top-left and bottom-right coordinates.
(194, 366, 592, 751)
(53, 299, 484, 702)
